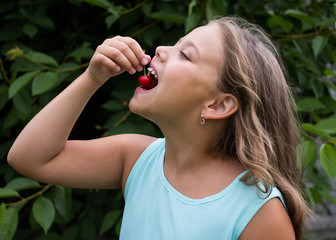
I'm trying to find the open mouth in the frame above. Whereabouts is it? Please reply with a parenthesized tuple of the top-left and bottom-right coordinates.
(147, 67, 158, 89)
(138, 67, 158, 90)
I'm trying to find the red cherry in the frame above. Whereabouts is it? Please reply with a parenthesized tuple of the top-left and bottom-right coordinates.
(138, 75, 153, 88)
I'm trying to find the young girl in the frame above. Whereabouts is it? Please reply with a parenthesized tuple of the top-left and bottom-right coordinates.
(8, 17, 309, 239)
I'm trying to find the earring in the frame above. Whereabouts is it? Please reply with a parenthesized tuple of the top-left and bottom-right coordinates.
(200, 113, 205, 125)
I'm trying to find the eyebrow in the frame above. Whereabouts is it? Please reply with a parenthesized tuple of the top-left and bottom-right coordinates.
(177, 38, 200, 58)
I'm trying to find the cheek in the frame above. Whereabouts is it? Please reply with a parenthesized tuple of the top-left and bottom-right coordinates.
(160, 67, 214, 106)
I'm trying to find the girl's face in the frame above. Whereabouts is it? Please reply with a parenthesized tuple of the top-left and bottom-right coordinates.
(129, 24, 224, 126)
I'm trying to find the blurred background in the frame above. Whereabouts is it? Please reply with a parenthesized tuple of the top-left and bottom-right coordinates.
(0, 0, 335, 239)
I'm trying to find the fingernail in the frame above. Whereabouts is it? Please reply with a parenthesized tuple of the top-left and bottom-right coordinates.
(137, 65, 143, 72)
(115, 66, 121, 72)
(141, 58, 148, 65)
(129, 68, 136, 74)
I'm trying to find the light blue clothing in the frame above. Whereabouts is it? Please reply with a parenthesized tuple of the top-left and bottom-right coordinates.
(120, 138, 286, 240)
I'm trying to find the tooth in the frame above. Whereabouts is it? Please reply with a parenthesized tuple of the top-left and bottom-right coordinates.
(147, 67, 153, 71)
(155, 74, 158, 79)
(151, 71, 156, 75)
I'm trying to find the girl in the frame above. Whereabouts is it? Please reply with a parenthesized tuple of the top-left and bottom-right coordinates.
(8, 16, 309, 239)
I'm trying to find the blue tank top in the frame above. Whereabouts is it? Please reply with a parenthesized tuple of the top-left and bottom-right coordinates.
(120, 138, 286, 240)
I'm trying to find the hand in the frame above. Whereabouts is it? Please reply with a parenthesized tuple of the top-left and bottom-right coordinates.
(85, 36, 151, 86)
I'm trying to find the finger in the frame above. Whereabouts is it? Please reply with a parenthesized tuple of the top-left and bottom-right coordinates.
(97, 54, 124, 74)
(98, 43, 137, 74)
(114, 40, 141, 72)
(115, 36, 150, 67)
(94, 44, 123, 73)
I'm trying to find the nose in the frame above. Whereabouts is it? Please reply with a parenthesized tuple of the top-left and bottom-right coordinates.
(155, 46, 169, 62)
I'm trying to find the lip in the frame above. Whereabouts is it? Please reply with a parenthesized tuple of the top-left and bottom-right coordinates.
(135, 86, 156, 93)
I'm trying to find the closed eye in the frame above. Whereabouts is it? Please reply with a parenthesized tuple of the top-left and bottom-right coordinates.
(180, 51, 191, 61)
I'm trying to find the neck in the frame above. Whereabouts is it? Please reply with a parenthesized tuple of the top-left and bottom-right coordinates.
(160, 120, 225, 172)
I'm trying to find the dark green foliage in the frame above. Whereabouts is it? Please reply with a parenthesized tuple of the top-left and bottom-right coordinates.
(0, 0, 335, 239)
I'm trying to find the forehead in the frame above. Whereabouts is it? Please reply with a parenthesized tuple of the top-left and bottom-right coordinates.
(183, 24, 223, 62)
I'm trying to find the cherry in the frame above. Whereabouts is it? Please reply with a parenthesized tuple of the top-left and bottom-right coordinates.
(138, 75, 153, 89)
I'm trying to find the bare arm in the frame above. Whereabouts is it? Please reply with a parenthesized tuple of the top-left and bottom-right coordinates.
(239, 198, 296, 240)
(7, 36, 153, 190)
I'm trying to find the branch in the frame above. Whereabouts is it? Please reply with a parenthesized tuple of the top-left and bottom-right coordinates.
(120, 0, 150, 15)
(0, 57, 10, 85)
(5, 184, 53, 207)
(276, 28, 336, 43)
(131, 20, 160, 38)
(113, 110, 132, 127)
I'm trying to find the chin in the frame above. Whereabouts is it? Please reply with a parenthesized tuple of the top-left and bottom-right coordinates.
(129, 97, 158, 124)
(129, 97, 147, 117)
(128, 97, 138, 113)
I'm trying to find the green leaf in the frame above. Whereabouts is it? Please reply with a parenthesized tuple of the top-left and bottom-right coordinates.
(0, 207, 18, 240)
(0, 203, 6, 229)
(8, 70, 39, 98)
(105, 6, 122, 28)
(12, 89, 31, 118)
(307, 169, 332, 191)
(205, 0, 228, 21)
(296, 98, 325, 112)
(34, 17, 55, 29)
(32, 71, 59, 95)
(185, 4, 201, 33)
(106, 15, 119, 28)
(68, 42, 93, 63)
(114, 216, 122, 236)
(315, 118, 336, 134)
(325, 82, 336, 92)
(267, 15, 293, 32)
(101, 99, 124, 111)
(306, 188, 322, 204)
(285, 9, 315, 25)
(5, 177, 40, 191)
(10, 58, 40, 73)
(99, 210, 122, 235)
(301, 123, 331, 139)
(33, 197, 55, 234)
(320, 191, 336, 205)
(30, 52, 58, 67)
(316, 96, 336, 115)
(320, 143, 336, 179)
(22, 24, 38, 39)
(3, 108, 20, 130)
(149, 12, 186, 24)
(312, 36, 326, 58)
(0, 188, 19, 198)
(324, 69, 336, 76)
(53, 186, 72, 220)
(301, 139, 317, 171)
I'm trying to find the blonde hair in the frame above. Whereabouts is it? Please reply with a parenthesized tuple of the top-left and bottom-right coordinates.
(210, 16, 309, 239)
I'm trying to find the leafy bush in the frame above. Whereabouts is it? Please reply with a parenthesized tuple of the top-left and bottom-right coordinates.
(0, 0, 335, 239)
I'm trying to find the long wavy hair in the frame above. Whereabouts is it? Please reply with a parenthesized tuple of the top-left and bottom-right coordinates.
(210, 17, 309, 239)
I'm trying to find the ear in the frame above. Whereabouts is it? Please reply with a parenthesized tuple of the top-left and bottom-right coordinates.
(203, 94, 238, 120)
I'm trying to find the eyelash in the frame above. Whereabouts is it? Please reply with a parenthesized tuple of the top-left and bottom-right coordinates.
(180, 51, 190, 61)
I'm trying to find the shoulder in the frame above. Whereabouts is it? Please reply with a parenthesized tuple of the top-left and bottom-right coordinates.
(239, 197, 295, 240)
(118, 134, 157, 191)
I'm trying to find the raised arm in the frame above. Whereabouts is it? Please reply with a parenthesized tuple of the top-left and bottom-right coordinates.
(7, 36, 155, 190)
